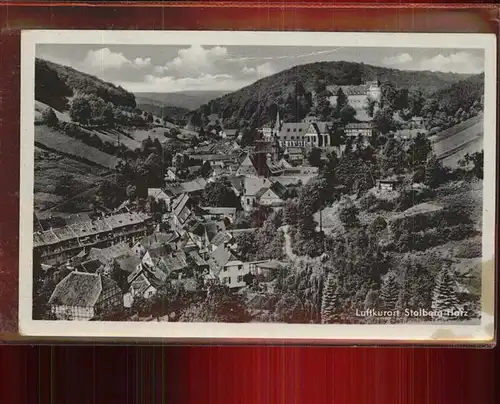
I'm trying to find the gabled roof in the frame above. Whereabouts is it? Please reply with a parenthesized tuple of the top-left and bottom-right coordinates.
(278, 123, 310, 138)
(88, 242, 133, 265)
(148, 188, 171, 200)
(211, 246, 241, 268)
(242, 176, 272, 197)
(255, 187, 270, 199)
(48, 272, 117, 308)
(204, 220, 226, 243)
(114, 254, 142, 273)
(312, 122, 331, 134)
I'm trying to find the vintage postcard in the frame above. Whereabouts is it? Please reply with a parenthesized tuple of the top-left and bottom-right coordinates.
(18, 30, 496, 343)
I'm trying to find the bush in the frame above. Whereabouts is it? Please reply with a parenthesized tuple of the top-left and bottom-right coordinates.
(42, 108, 59, 127)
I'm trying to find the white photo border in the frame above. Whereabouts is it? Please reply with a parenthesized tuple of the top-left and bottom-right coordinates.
(19, 30, 497, 343)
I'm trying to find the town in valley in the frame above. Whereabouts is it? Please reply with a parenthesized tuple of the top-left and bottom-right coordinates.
(31, 44, 485, 324)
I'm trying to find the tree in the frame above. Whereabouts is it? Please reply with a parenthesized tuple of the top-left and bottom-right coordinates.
(398, 262, 435, 313)
(335, 87, 348, 113)
(203, 177, 240, 208)
(321, 274, 342, 323)
(200, 161, 212, 178)
(380, 272, 399, 310)
(102, 102, 115, 126)
(42, 108, 59, 127)
(364, 289, 379, 311)
(69, 95, 92, 124)
(424, 154, 447, 188)
(339, 104, 357, 124)
(431, 266, 460, 320)
(126, 184, 137, 200)
(471, 151, 484, 179)
(372, 106, 394, 134)
(365, 97, 377, 118)
(307, 147, 322, 168)
(407, 133, 432, 167)
(338, 196, 360, 229)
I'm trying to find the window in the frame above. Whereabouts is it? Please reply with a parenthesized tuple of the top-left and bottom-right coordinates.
(237, 275, 243, 283)
(223, 267, 228, 272)
(293, 128, 296, 132)
(291, 136, 295, 140)
(247, 198, 250, 205)
(223, 277, 230, 284)
(238, 265, 243, 271)
(299, 128, 302, 132)
(287, 128, 290, 132)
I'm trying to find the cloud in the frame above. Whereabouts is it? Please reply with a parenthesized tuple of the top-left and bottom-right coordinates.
(382, 53, 413, 65)
(242, 62, 276, 78)
(159, 44, 230, 77)
(418, 52, 484, 74)
(382, 51, 484, 74)
(133, 57, 151, 67)
(117, 73, 252, 93)
(83, 48, 130, 70)
(82, 48, 153, 72)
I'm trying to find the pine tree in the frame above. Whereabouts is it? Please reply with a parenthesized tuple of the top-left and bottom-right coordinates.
(321, 274, 342, 324)
(431, 266, 459, 320)
(380, 272, 399, 310)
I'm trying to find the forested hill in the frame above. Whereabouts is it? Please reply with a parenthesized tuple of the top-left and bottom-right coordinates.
(430, 73, 484, 115)
(191, 60, 471, 128)
(35, 58, 137, 112)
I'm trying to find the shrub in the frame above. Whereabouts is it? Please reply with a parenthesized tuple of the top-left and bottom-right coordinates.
(455, 237, 482, 258)
(42, 108, 59, 127)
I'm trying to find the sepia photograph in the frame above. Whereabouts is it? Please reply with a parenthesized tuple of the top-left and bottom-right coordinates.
(19, 31, 496, 341)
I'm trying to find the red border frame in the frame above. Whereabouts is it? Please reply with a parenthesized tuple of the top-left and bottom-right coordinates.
(0, 2, 497, 345)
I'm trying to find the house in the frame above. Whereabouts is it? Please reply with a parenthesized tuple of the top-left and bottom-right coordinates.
(87, 242, 134, 266)
(204, 220, 231, 252)
(33, 212, 151, 264)
(104, 254, 142, 277)
(221, 129, 238, 139)
(124, 265, 165, 307)
(170, 193, 197, 232)
(148, 188, 172, 210)
(164, 178, 207, 198)
(199, 207, 237, 223)
(256, 182, 287, 208)
(209, 246, 248, 289)
(241, 176, 273, 211)
(328, 80, 381, 109)
(165, 167, 178, 182)
(249, 260, 288, 281)
(132, 232, 178, 257)
(345, 122, 374, 138)
(278, 123, 310, 148)
(376, 177, 402, 192)
(304, 122, 331, 148)
(283, 147, 304, 164)
(49, 272, 122, 320)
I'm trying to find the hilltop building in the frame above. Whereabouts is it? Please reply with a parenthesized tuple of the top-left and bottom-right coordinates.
(328, 80, 381, 109)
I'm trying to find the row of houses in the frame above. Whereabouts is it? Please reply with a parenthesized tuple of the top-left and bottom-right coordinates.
(33, 211, 153, 264)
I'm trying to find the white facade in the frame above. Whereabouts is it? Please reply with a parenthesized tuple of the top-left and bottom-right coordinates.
(219, 259, 248, 288)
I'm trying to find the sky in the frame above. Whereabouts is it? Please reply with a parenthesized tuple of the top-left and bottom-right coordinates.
(36, 44, 485, 93)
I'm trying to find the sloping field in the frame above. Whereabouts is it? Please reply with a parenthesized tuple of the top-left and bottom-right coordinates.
(35, 125, 119, 170)
(432, 117, 483, 169)
(429, 114, 482, 143)
(34, 147, 109, 212)
(91, 128, 141, 150)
